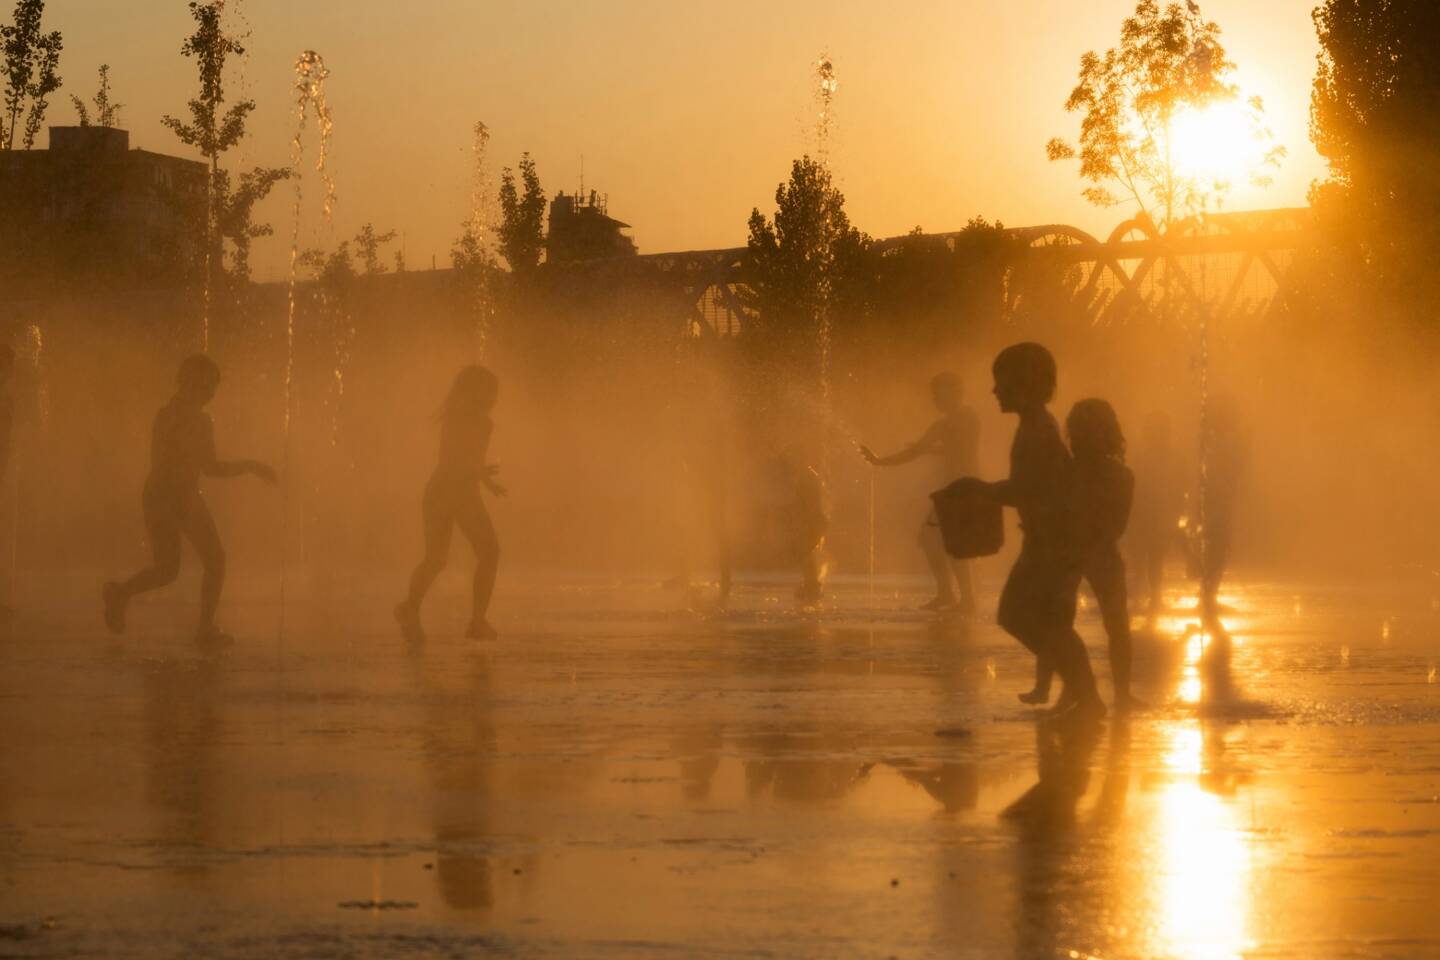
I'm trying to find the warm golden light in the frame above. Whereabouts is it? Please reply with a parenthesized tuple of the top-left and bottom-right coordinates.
(1157, 726, 1254, 960)
(1170, 101, 1266, 187)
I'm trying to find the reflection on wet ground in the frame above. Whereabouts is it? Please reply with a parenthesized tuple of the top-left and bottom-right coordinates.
(2, 574, 1440, 957)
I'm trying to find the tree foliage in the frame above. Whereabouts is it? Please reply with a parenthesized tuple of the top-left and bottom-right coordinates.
(743, 156, 871, 363)
(213, 166, 291, 282)
(298, 242, 355, 289)
(1309, 0, 1440, 310)
(163, 2, 286, 288)
(161, 1, 253, 168)
(70, 63, 120, 128)
(353, 223, 398, 276)
(1, 0, 62, 150)
(496, 153, 546, 273)
(1047, 0, 1280, 225)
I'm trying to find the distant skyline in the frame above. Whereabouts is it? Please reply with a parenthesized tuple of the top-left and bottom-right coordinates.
(48, 0, 1327, 278)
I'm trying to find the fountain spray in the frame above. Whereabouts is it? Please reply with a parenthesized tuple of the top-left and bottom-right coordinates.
(469, 120, 495, 359)
(281, 50, 336, 627)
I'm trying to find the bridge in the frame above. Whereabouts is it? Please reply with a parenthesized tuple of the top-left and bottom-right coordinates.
(553, 207, 1311, 337)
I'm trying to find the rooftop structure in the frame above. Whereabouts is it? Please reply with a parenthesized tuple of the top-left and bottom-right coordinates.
(0, 126, 208, 295)
(546, 190, 637, 263)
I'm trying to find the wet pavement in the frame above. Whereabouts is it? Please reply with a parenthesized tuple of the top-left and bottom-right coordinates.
(2, 572, 1440, 958)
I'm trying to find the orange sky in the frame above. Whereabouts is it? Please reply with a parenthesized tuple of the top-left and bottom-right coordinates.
(49, 0, 1327, 279)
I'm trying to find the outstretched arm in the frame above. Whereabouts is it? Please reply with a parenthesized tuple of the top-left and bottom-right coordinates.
(199, 417, 277, 483)
(860, 422, 942, 467)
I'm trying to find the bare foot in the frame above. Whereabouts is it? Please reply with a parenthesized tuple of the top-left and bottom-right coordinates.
(1018, 687, 1051, 706)
(394, 602, 425, 643)
(465, 618, 498, 641)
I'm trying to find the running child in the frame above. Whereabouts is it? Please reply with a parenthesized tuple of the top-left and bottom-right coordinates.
(104, 355, 276, 643)
(395, 365, 504, 642)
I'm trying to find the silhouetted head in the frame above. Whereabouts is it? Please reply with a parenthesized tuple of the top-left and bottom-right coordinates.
(930, 372, 962, 413)
(991, 342, 1055, 413)
(176, 354, 220, 406)
(1067, 398, 1125, 463)
(443, 364, 499, 421)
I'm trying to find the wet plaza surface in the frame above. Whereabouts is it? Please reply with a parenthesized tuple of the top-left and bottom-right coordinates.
(3, 573, 1440, 958)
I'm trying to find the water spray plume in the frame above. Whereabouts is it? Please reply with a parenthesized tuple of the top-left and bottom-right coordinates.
(815, 53, 837, 167)
(469, 120, 494, 359)
(282, 49, 336, 635)
(812, 53, 838, 489)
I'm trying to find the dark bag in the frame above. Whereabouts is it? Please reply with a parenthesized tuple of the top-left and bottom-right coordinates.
(930, 478, 1003, 559)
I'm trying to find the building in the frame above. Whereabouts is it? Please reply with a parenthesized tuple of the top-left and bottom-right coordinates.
(546, 190, 637, 263)
(0, 126, 207, 296)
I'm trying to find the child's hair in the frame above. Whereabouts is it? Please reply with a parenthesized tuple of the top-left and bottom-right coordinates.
(1067, 398, 1126, 462)
(177, 354, 220, 391)
(440, 364, 498, 422)
(992, 342, 1056, 405)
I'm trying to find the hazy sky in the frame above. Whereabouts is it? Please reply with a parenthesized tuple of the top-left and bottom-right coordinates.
(49, 0, 1327, 279)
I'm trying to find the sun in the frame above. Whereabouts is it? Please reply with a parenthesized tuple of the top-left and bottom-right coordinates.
(1169, 100, 1266, 188)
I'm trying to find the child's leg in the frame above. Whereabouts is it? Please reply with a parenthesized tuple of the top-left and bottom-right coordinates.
(404, 481, 454, 612)
(454, 493, 499, 631)
(1032, 558, 1100, 712)
(115, 492, 184, 594)
(105, 489, 183, 634)
(182, 496, 226, 636)
(997, 552, 1044, 656)
(1087, 551, 1133, 704)
(1020, 657, 1055, 704)
(1000, 550, 1056, 703)
(952, 558, 976, 613)
(919, 512, 957, 604)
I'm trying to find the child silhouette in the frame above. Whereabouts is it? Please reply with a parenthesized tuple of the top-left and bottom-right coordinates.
(860, 372, 980, 612)
(979, 343, 1102, 720)
(103, 355, 276, 644)
(395, 365, 504, 642)
(1022, 399, 1139, 711)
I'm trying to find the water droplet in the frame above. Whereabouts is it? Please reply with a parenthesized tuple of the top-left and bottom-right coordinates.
(985, 658, 997, 681)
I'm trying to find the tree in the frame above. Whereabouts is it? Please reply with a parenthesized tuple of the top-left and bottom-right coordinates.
(1, 0, 62, 150)
(214, 166, 291, 282)
(870, 218, 1013, 349)
(163, 2, 285, 287)
(743, 156, 871, 366)
(1046, 0, 1281, 227)
(1310, 0, 1440, 312)
(298, 242, 354, 289)
(70, 63, 120, 128)
(451, 224, 490, 273)
(353, 222, 398, 275)
(496, 153, 546, 273)
(162, 1, 252, 177)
